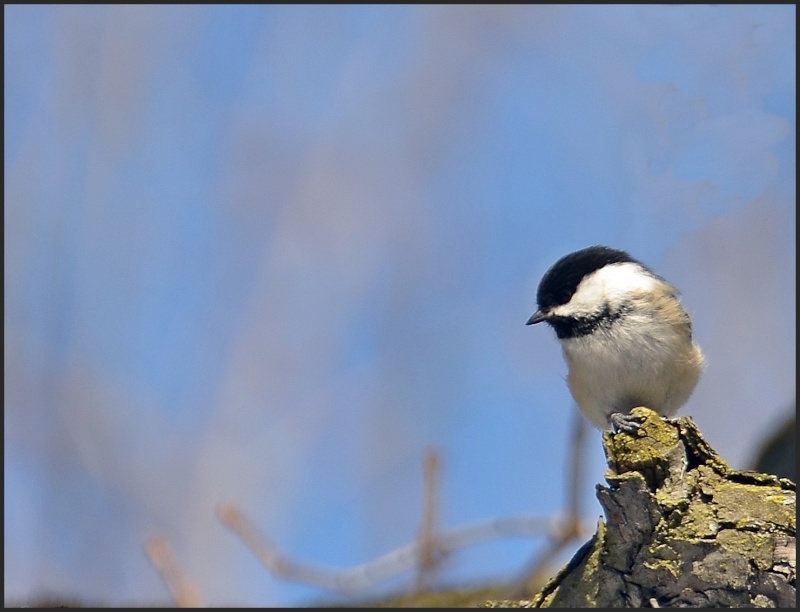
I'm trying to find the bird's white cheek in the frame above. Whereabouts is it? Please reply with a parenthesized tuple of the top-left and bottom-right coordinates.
(555, 263, 657, 318)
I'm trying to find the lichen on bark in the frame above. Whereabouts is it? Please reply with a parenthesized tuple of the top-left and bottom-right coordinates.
(523, 407, 796, 608)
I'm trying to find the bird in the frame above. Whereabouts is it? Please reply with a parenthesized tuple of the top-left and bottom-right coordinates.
(526, 245, 704, 433)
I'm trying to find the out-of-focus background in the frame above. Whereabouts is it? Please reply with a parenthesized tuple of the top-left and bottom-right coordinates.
(4, 4, 795, 607)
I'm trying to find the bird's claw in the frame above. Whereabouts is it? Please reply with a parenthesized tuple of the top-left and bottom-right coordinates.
(610, 411, 646, 434)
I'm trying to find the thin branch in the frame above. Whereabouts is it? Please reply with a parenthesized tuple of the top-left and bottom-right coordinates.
(516, 408, 588, 595)
(415, 448, 444, 592)
(218, 421, 590, 601)
(144, 535, 204, 607)
(218, 501, 553, 596)
(565, 405, 586, 526)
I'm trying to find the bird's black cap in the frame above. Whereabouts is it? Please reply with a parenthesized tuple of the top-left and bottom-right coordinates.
(534, 245, 640, 313)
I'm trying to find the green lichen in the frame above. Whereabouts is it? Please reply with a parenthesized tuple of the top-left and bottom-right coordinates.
(530, 522, 608, 608)
(507, 410, 796, 608)
(603, 407, 683, 487)
(642, 554, 682, 580)
(716, 529, 777, 571)
(675, 501, 720, 539)
(710, 481, 796, 530)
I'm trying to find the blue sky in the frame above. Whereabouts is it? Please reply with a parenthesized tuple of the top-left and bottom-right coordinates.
(4, 4, 795, 606)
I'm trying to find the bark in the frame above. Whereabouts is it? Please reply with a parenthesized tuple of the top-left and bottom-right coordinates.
(528, 407, 796, 608)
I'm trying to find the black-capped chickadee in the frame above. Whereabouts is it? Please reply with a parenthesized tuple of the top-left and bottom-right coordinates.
(526, 245, 704, 433)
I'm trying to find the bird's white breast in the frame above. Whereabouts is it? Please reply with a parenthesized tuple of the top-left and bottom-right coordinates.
(560, 307, 700, 428)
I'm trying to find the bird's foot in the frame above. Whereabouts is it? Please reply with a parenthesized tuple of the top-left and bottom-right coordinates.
(610, 411, 646, 434)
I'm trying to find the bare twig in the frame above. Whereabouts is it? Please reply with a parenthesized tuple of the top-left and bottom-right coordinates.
(415, 448, 444, 592)
(144, 535, 204, 607)
(218, 501, 553, 596)
(218, 423, 588, 601)
(516, 408, 588, 595)
(566, 406, 586, 525)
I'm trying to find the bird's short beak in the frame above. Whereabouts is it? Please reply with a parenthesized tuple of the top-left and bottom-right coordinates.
(526, 310, 548, 325)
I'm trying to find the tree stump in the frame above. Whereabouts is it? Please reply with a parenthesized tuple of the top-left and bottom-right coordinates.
(529, 407, 796, 608)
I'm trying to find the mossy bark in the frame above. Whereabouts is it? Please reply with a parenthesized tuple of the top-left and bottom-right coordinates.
(493, 407, 796, 608)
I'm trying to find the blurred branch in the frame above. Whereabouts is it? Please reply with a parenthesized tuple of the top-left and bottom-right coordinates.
(218, 415, 593, 602)
(144, 535, 204, 607)
(515, 408, 588, 596)
(415, 449, 445, 592)
(219, 502, 554, 595)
